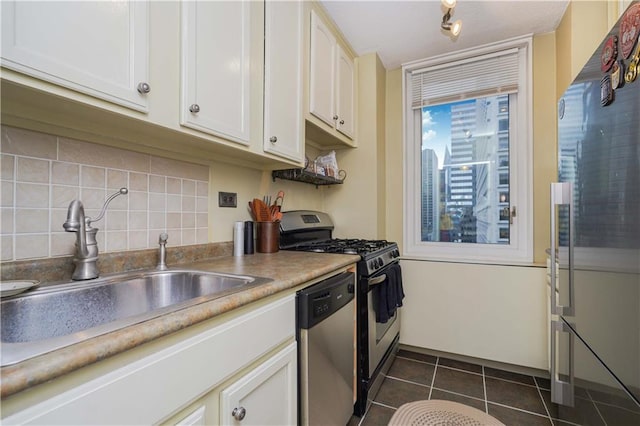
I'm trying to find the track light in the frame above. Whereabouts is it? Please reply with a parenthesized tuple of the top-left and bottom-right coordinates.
(441, 0, 462, 37)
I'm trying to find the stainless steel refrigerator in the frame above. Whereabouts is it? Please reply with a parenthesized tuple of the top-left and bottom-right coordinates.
(549, 2, 640, 424)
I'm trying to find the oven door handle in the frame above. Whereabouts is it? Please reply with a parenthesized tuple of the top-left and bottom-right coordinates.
(368, 274, 387, 286)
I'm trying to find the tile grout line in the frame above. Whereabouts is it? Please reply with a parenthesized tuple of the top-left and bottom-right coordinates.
(431, 386, 487, 404)
(534, 374, 554, 425)
(396, 355, 437, 366)
(385, 375, 430, 389)
(586, 389, 609, 426)
(482, 365, 489, 413)
(488, 401, 557, 420)
(384, 373, 488, 405)
(388, 353, 575, 425)
(428, 356, 439, 400)
(398, 353, 545, 389)
(371, 400, 399, 410)
(590, 399, 640, 415)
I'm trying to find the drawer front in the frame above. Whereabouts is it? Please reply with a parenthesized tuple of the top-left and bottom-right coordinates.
(3, 295, 295, 425)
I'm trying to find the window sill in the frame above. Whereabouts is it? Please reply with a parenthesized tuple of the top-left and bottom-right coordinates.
(399, 255, 545, 268)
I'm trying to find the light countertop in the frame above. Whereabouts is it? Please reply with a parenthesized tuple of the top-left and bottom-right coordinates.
(0, 251, 359, 398)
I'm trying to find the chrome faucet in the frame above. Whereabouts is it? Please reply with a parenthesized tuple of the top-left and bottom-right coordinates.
(157, 233, 169, 270)
(63, 188, 128, 280)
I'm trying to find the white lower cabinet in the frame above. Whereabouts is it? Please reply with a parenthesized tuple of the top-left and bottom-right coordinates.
(175, 405, 206, 426)
(220, 342, 297, 426)
(1, 295, 296, 425)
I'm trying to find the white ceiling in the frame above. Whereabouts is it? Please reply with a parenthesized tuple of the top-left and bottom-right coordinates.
(320, 0, 570, 69)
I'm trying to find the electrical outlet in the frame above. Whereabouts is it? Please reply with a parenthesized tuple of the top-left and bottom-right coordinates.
(218, 191, 237, 208)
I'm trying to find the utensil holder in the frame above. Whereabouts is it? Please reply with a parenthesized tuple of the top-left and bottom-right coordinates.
(257, 221, 280, 253)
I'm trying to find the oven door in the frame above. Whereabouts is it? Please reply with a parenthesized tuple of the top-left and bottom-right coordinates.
(367, 265, 401, 375)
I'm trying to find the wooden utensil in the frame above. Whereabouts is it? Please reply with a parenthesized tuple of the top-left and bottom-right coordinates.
(269, 205, 281, 221)
(273, 190, 285, 211)
(253, 198, 271, 221)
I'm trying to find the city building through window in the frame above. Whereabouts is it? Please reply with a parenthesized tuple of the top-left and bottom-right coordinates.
(403, 37, 533, 264)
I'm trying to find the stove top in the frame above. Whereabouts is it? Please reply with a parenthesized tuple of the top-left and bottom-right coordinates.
(288, 238, 400, 276)
(290, 238, 394, 255)
(280, 210, 400, 276)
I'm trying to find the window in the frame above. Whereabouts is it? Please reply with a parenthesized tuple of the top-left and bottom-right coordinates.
(403, 37, 533, 264)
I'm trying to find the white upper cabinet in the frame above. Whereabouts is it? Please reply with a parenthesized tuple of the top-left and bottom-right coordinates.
(180, 0, 251, 145)
(309, 10, 337, 127)
(263, 0, 304, 163)
(309, 9, 355, 142)
(335, 45, 355, 139)
(0, 1, 150, 112)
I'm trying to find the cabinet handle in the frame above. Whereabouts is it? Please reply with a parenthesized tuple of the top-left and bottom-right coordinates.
(270, 136, 277, 143)
(339, 119, 345, 125)
(137, 82, 151, 94)
(189, 104, 201, 113)
(333, 115, 339, 121)
(232, 406, 246, 421)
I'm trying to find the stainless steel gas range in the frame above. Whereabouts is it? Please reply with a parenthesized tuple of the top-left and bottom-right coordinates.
(280, 210, 403, 417)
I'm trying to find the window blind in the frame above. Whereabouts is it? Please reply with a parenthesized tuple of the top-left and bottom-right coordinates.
(411, 48, 520, 109)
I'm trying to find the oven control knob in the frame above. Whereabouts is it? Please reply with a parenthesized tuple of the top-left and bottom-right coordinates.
(377, 258, 384, 268)
(369, 260, 377, 270)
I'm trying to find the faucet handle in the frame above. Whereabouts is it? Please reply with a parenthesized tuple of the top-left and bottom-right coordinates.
(157, 233, 169, 270)
(88, 188, 128, 226)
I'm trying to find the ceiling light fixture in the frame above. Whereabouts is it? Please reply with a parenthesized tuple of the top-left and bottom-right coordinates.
(441, 0, 462, 37)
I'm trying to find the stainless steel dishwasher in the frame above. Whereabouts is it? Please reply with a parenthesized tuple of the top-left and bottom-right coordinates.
(297, 272, 355, 426)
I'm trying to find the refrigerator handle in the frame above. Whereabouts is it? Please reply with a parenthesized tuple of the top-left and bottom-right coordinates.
(550, 182, 575, 316)
(550, 319, 575, 407)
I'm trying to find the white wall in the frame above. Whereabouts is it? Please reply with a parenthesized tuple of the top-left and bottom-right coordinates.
(208, 161, 327, 243)
(399, 259, 548, 369)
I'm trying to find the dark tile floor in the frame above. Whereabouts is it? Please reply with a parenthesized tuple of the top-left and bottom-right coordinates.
(349, 349, 640, 426)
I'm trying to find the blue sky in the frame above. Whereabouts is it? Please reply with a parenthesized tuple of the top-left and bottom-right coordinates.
(422, 100, 473, 169)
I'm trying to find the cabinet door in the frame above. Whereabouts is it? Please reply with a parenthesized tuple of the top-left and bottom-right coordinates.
(181, 1, 251, 145)
(175, 405, 206, 426)
(0, 1, 149, 112)
(220, 343, 297, 426)
(309, 10, 336, 127)
(263, 0, 303, 162)
(335, 45, 355, 139)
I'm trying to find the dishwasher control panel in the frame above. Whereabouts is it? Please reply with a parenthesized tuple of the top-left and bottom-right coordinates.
(296, 272, 354, 329)
(312, 292, 332, 317)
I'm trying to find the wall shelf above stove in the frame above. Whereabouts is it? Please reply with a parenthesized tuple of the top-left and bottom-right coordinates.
(271, 168, 346, 188)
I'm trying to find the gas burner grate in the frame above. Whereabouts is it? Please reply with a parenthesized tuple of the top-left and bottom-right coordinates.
(291, 239, 394, 256)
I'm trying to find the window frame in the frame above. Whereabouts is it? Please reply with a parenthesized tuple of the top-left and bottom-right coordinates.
(402, 36, 533, 264)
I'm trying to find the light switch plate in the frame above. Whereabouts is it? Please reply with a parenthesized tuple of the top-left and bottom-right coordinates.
(218, 191, 237, 208)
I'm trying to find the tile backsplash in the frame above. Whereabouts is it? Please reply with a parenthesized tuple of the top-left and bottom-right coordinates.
(1, 126, 209, 262)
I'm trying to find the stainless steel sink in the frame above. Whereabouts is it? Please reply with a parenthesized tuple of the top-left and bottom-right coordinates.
(1, 269, 272, 366)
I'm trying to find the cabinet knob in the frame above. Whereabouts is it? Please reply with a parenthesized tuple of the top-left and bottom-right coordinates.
(137, 82, 151, 94)
(189, 104, 201, 113)
(232, 406, 246, 421)
(339, 120, 345, 125)
(270, 136, 278, 143)
(332, 115, 339, 121)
